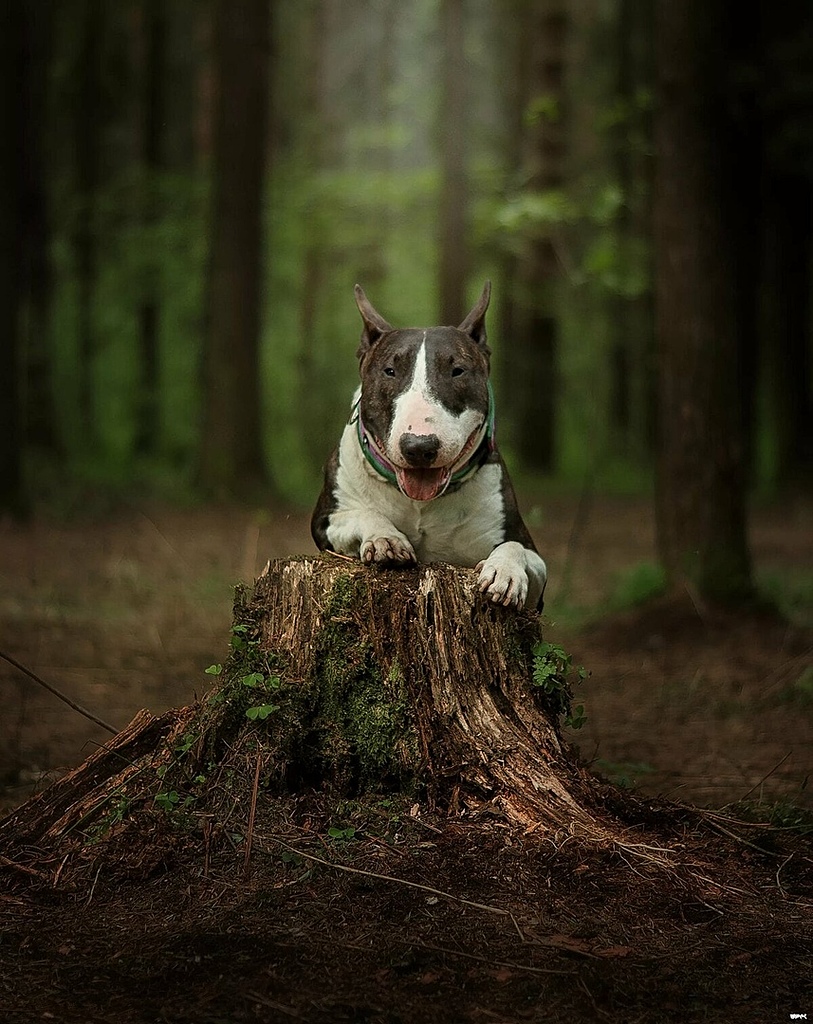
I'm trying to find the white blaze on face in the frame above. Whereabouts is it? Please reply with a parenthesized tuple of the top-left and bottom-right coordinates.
(386, 336, 482, 469)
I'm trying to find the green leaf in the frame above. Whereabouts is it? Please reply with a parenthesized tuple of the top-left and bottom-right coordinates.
(204, 664, 222, 676)
(246, 703, 280, 721)
(155, 790, 180, 811)
(241, 672, 265, 688)
(328, 826, 356, 841)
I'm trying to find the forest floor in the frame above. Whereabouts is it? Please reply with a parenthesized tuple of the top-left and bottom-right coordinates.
(1, 493, 812, 1022)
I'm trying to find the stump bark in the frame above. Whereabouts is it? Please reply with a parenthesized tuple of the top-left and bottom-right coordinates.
(0, 557, 607, 854)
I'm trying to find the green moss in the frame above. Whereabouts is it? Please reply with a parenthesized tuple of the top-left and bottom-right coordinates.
(310, 581, 418, 792)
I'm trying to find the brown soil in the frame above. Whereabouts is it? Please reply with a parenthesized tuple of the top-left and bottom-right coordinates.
(1, 495, 812, 1022)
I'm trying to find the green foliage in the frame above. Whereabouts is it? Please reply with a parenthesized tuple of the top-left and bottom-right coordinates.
(154, 789, 181, 812)
(246, 703, 280, 721)
(49, 168, 208, 483)
(242, 672, 282, 708)
(327, 825, 357, 842)
(532, 641, 588, 729)
(609, 561, 668, 611)
(525, 92, 561, 125)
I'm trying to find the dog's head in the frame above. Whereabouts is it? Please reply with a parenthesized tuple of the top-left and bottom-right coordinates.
(353, 282, 493, 501)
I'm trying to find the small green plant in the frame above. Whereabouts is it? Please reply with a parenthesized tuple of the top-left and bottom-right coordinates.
(230, 623, 255, 653)
(155, 789, 180, 811)
(243, 671, 282, 720)
(205, 663, 223, 676)
(174, 733, 197, 755)
(532, 641, 588, 728)
(245, 703, 280, 721)
(327, 825, 356, 842)
(242, 672, 281, 691)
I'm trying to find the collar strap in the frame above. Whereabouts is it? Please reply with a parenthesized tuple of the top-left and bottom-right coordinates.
(354, 381, 496, 494)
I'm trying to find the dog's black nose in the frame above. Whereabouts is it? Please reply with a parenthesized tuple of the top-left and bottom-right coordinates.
(400, 433, 441, 466)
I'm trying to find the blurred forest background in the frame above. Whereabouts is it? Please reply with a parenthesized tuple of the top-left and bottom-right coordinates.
(2, 0, 812, 521)
(1, 1, 813, 807)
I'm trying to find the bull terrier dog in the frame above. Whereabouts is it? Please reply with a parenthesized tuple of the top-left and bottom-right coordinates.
(311, 282, 547, 610)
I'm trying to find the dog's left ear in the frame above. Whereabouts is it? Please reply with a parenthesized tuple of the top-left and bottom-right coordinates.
(354, 284, 393, 357)
(458, 280, 491, 348)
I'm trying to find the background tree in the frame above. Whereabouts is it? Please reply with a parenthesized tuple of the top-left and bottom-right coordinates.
(759, 2, 813, 487)
(0, 2, 27, 514)
(499, 0, 568, 473)
(652, 0, 753, 603)
(437, 0, 468, 324)
(200, 0, 272, 497)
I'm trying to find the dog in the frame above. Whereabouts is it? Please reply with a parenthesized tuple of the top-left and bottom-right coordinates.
(311, 281, 547, 611)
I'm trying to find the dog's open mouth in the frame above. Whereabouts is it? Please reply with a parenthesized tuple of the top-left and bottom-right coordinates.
(393, 420, 486, 501)
(395, 466, 452, 502)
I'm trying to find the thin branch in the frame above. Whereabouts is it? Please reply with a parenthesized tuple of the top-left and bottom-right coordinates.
(0, 649, 118, 734)
(0, 853, 50, 880)
(739, 750, 792, 803)
(243, 750, 262, 878)
(263, 835, 511, 918)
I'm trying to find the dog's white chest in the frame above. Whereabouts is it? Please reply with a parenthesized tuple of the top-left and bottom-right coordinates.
(327, 424, 506, 565)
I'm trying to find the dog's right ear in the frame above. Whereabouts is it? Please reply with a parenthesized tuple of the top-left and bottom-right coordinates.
(354, 284, 393, 357)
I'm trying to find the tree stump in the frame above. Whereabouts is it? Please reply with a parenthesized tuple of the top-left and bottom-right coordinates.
(0, 556, 609, 857)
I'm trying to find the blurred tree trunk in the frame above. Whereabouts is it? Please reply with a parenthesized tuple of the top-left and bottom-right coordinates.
(134, 0, 164, 457)
(609, 0, 655, 464)
(297, 0, 328, 432)
(762, 175, 813, 484)
(20, 0, 58, 464)
(653, 1, 753, 603)
(501, 0, 567, 473)
(0, 2, 27, 514)
(200, 0, 272, 496)
(73, 0, 104, 449)
(437, 0, 468, 324)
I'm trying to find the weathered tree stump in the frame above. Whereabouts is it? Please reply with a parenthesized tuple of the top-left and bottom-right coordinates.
(242, 555, 598, 829)
(0, 556, 609, 859)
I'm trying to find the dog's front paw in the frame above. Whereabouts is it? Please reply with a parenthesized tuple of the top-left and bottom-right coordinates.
(476, 551, 529, 609)
(360, 536, 417, 565)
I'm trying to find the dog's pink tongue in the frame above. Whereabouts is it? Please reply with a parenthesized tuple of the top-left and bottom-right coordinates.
(397, 467, 448, 501)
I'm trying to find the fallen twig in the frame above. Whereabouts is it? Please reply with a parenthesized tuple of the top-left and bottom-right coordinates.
(263, 835, 511, 918)
(0, 649, 118, 735)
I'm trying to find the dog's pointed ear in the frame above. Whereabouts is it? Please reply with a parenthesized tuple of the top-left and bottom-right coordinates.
(458, 280, 491, 348)
(354, 284, 393, 356)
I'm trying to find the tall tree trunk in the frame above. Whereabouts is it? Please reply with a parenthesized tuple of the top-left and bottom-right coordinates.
(609, 0, 656, 464)
(0, 1, 27, 514)
(74, 0, 103, 450)
(437, 0, 468, 324)
(297, 0, 328, 436)
(762, 173, 813, 485)
(501, 0, 567, 474)
(200, 0, 272, 496)
(20, 0, 58, 462)
(134, 0, 165, 457)
(653, 1, 753, 603)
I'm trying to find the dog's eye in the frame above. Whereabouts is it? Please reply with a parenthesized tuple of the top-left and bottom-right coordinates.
(383, 367, 396, 378)
(451, 366, 465, 378)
